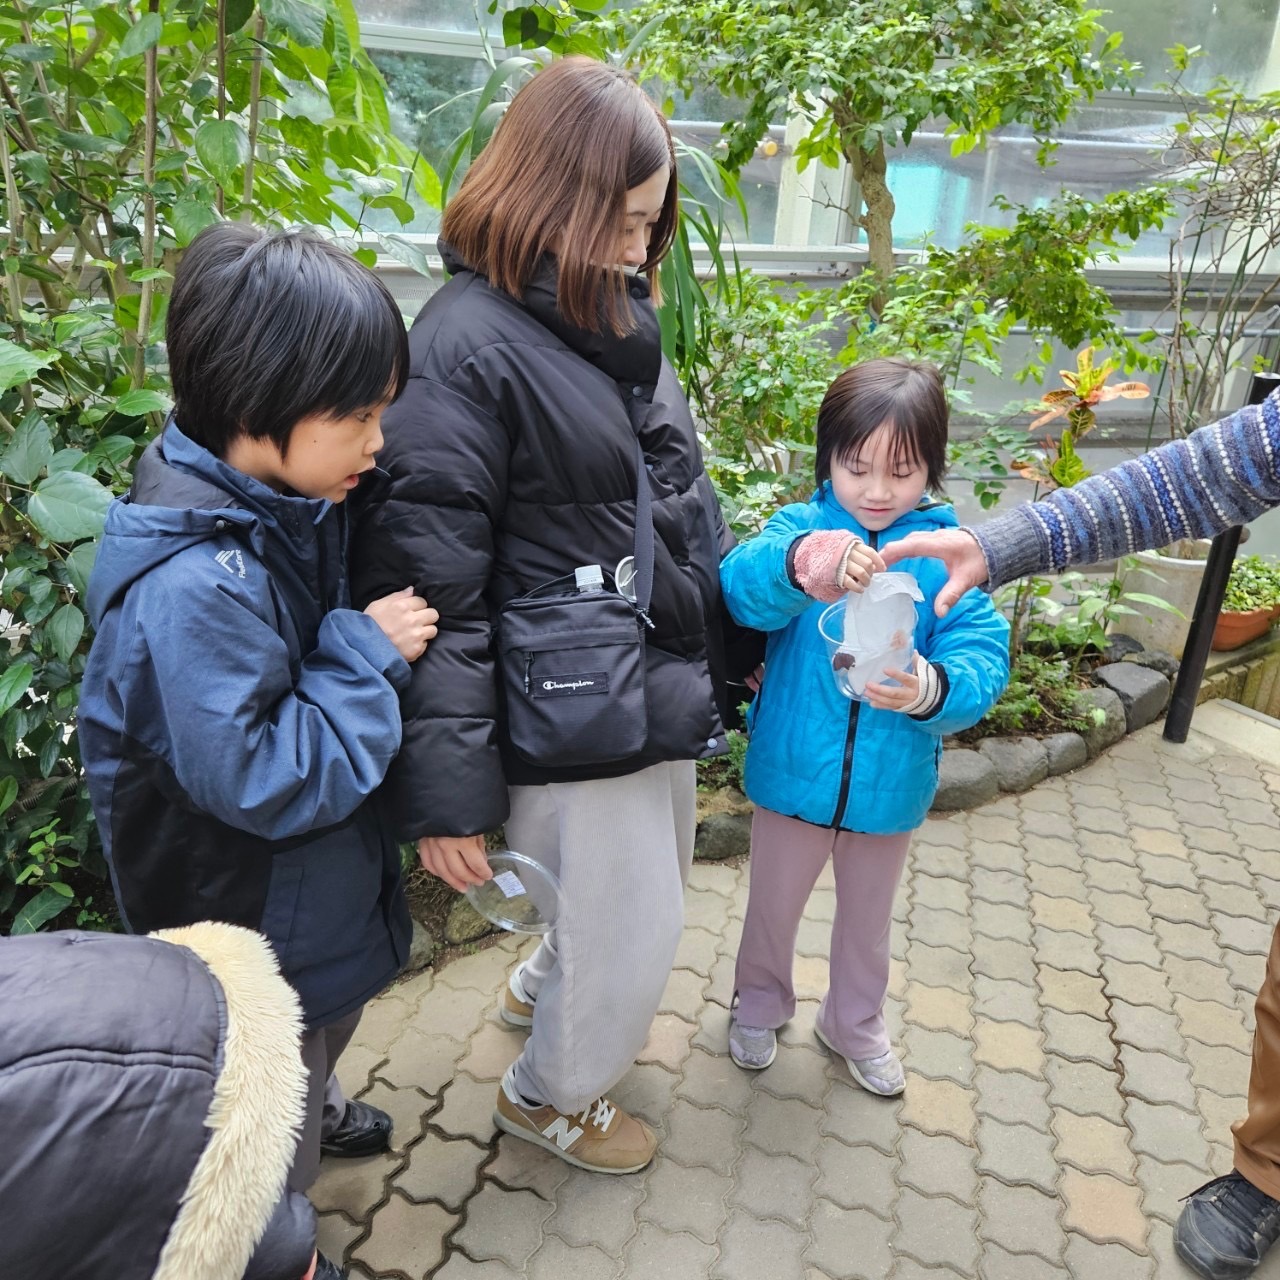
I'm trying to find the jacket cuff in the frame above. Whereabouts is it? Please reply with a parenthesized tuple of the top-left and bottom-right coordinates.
(906, 660, 950, 721)
(785, 534, 805, 590)
(968, 511, 1050, 593)
(332, 610, 412, 691)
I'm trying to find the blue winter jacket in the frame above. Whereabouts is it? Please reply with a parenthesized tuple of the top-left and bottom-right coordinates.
(80, 424, 413, 1027)
(721, 485, 1010, 833)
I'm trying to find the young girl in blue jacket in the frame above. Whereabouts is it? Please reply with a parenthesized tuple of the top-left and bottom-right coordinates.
(720, 357, 1009, 1093)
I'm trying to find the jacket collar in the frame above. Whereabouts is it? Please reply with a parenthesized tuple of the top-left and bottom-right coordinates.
(440, 239, 662, 388)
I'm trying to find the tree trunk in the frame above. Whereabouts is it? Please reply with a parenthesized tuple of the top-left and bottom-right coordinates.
(850, 139, 896, 289)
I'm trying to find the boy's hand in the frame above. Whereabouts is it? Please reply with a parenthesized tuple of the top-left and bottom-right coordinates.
(418, 833, 491, 892)
(364, 586, 439, 662)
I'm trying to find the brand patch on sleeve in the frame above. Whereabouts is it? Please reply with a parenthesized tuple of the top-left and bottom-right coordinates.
(531, 671, 610, 697)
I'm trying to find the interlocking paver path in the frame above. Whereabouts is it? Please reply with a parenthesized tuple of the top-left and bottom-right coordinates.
(315, 706, 1280, 1278)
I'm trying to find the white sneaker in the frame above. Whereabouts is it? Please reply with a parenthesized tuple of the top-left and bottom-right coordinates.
(815, 1024, 905, 1096)
(500, 964, 535, 1028)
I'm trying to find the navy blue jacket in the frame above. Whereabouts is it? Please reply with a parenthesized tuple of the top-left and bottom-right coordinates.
(80, 425, 412, 1027)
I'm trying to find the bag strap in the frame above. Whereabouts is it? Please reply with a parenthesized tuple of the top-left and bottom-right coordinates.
(631, 434, 655, 623)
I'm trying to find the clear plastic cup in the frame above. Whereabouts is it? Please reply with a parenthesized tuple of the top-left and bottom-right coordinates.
(464, 850, 565, 934)
(817, 600, 913, 702)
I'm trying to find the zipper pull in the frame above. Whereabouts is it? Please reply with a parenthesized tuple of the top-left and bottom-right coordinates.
(523, 653, 533, 694)
(635, 606, 656, 631)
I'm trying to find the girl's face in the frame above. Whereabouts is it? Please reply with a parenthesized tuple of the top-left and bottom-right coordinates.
(829, 422, 930, 532)
(618, 166, 670, 268)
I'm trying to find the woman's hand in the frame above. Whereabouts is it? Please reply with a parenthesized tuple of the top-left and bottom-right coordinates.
(364, 586, 439, 662)
(417, 834, 491, 892)
(881, 529, 988, 616)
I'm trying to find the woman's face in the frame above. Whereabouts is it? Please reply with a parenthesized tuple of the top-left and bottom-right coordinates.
(618, 166, 670, 268)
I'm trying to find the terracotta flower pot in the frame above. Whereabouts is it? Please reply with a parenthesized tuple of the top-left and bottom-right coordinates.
(1212, 606, 1275, 651)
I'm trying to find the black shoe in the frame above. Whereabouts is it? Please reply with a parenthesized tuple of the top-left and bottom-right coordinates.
(1175, 1171, 1280, 1279)
(318, 1099, 392, 1158)
(313, 1252, 345, 1280)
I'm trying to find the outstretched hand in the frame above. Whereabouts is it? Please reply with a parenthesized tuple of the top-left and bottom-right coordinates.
(881, 529, 988, 617)
(418, 834, 491, 892)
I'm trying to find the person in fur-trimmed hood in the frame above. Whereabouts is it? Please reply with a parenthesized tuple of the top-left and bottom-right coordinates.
(0, 923, 323, 1280)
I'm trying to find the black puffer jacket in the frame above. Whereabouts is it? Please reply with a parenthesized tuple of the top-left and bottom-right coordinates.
(351, 244, 758, 839)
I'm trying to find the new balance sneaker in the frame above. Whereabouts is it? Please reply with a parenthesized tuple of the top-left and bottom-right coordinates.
(500, 965, 535, 1028)
(815, 1024, 905, 1096)
(1175, 1171, 1280, 1279)
(493, 1065, 657, 1174)
(728, 1018, 777, 1070)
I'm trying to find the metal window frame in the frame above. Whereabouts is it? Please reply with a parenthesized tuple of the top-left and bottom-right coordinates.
(356, 20, 1280, 280)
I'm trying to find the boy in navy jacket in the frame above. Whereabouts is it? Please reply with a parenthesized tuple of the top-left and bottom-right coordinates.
(80, 224, 437, 1280)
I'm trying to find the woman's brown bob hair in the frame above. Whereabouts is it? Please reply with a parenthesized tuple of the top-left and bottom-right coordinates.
(441, 57, 678, 337)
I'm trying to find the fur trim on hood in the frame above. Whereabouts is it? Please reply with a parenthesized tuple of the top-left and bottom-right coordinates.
(150, 923, 307, 1280)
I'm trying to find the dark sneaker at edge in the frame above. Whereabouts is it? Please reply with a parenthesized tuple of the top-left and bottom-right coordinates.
(1174, 1171, 1280, 1280)
(319, 1099, 392, 1158)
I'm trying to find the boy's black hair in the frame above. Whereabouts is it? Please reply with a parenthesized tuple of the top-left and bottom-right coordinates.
(815, 357, 949, 492)
(166, 224, 410, 458)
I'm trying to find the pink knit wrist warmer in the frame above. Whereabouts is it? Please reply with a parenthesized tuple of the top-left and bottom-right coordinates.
(792, 530, 859, 603)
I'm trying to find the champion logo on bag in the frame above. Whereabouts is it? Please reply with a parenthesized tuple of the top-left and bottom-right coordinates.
(532, 671, 609, 697)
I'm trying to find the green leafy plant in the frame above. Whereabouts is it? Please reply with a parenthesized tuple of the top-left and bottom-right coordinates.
(0, 0, 432, 934)
(964, 651, 1093, 740)
(605, 0, 1136, 296)
(1014, 346, 1151, 490)
(1021, 562, 1182, 674)
(1222, 555, 1280, 613)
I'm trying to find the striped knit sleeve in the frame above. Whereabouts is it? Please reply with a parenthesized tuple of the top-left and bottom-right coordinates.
(970, 390, 1280, 590)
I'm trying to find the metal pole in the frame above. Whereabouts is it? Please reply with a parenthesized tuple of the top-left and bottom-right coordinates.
(1163, 372, 1280, 742)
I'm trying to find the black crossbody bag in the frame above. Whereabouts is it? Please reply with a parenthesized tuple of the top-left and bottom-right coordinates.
(496, 435, 656, 768)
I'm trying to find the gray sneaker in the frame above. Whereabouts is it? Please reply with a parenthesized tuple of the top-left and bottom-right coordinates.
(815, 1024, 905, 1096)
(729, 1019, 777, 1070)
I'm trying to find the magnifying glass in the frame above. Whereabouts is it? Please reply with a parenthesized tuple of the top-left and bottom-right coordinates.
(615, 555, 637, 603)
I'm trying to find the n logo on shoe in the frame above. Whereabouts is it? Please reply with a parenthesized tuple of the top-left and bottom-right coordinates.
(542, 1116, 584, 1150)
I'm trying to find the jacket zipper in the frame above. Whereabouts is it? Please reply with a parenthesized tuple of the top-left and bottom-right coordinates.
(829, 528, 877, 828)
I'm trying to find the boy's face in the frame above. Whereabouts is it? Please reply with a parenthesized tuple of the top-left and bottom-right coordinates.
(830, 422, 929, 532)
(235, 403, 388, 504)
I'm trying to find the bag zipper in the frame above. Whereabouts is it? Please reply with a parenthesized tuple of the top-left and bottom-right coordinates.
(828, 528, 877, 828)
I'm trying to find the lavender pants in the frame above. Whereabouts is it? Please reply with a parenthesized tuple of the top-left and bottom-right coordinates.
(734, 806, 911, 1060)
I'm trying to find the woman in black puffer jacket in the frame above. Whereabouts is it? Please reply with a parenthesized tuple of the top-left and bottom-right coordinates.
(351, 57, 758, 1175)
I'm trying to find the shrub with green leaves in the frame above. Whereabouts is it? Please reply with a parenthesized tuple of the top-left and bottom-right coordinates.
(0, 0, 433, 934)
(1222, 555, 1280, 614)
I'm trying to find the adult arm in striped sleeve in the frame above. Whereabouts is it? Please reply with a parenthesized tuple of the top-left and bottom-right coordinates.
(883, 390, 1280, 616)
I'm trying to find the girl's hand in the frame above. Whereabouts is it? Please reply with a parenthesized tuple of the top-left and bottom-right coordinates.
(839, 540, 887, 594)
(792, 531, 886, 602)
(864, 666, 921, 712)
